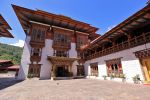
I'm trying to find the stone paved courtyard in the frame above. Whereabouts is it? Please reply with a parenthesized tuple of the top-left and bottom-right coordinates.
(0, 78, 150, 100)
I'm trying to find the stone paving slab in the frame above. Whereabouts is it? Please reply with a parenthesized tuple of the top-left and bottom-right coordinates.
(0, 78, 150, 100)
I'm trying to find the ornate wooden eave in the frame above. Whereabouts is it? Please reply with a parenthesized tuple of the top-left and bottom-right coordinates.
(135, 48, 150, 59)
(12, 5, 99, 36)
(0, 15, 13, 38)
(47, 56, 79, 65)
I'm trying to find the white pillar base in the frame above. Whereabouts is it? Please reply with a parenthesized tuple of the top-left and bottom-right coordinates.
(51, 77, 54, 80)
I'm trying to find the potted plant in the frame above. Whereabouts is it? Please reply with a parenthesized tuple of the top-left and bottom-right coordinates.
(110, 73, 115, 80)
(120, 74, 126, 82)
(132, 74, 140, 84)
(27, 73, 34, 79)
(102, 75, 107, 80)
(27, 73, 31, 78)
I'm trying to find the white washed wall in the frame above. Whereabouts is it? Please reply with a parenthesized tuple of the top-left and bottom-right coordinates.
(17, 36, 31, 80)
(69, 43, 78, 77)
(39, 39, 53, 79)
(69, 43, 77, 58)
(39, 42, 79, 79)
(84, 43, 150, 82)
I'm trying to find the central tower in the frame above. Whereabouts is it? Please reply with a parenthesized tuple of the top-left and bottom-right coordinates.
(12, 5, 99, 80)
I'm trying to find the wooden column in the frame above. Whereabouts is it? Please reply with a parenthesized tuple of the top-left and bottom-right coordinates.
(127, 34, 131, 47)
(109, 39, 115, 52)
(142, 33, 146, 42)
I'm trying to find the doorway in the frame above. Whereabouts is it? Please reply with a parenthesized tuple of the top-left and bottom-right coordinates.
(56, 65, 69, 77)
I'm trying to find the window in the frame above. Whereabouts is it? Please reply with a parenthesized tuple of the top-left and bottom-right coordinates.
(31, 48, 41, 56)
(77, 36, 86, 49)
(31, 29, 37, 40)
(54, 33, 70, 43)
(111, 64, 119, 74)
(77, 37, 82, 44)
(106, 58, 123, 77)
(77, 65, 84, 76)
(54, 50, 69, 57)
(31, 28, 45, 41)
(90, 62, 98, 76)
(41, 31, 45, 40)
(37, 30, 41, 39)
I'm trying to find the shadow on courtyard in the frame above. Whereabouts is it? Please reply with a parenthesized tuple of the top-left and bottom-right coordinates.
(0, 77, 23, 90)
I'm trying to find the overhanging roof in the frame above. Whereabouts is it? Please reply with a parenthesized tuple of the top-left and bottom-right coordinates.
(12, 5, 99, 35)
(86, 4, 150, 50)
(0, 15, 13, 38)
(102, 4, 150, 40)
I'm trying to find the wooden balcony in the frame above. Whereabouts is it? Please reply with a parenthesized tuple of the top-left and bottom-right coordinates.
(30, 39, 45, 48)
(52, 41, 71, 50)
(30, 55, 41, 62)
(86, 32, 150, 60)
(47, 56, 79, 65)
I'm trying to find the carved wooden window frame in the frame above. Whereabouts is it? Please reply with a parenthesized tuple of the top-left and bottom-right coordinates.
(90, 62, 98, 76)
(105, 58, 123, 77)
(30, 24, 47, 42)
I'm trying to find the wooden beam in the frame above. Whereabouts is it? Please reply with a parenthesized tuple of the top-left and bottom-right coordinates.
(144, 13, 150, 19)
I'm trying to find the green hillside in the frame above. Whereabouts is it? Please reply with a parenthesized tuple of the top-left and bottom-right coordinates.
(0, 43, 23, 65)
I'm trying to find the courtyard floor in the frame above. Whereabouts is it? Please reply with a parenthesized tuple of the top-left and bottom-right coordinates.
(0, 77, 150, 100)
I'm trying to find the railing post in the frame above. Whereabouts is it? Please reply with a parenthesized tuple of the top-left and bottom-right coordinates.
(142, 33, 146, 43)
(127, 34, 131, 47)
(135, 36, 138, 45)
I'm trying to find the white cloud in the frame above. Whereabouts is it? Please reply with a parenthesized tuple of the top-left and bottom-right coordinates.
(107, 25, 116, 32)
(10, 40, 24, 47)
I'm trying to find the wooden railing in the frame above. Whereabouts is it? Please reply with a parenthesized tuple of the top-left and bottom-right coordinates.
(30, 39, 45, 47)
(52, 41, 71, 49)
(53, 52, 69, 58)
(86, 32, 150, 60)
(30, 55, 41, 62)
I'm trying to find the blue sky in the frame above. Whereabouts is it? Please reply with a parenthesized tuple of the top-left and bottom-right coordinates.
(0, 0, 148, 47)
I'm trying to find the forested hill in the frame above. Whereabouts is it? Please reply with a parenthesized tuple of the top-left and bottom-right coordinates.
(0, 43, 23, 65)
